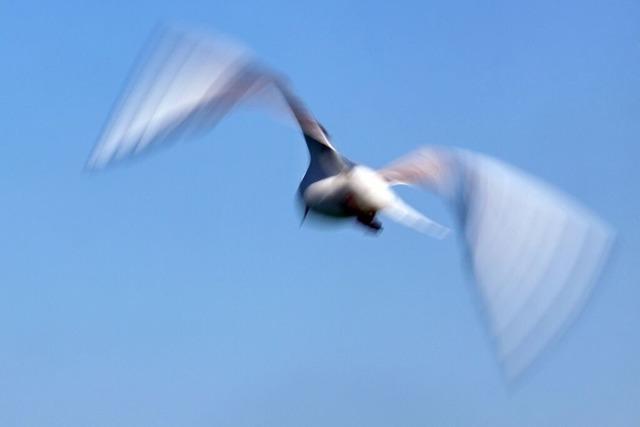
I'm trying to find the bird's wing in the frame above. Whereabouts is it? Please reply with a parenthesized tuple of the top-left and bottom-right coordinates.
(272, 79, 336, 152)
(379, 147, 615, 381)
(88, 27, 334, 169)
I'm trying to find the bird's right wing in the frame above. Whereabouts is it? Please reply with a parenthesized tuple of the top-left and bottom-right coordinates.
(89, 27, 334, 170)
(379, 147, 615, 381)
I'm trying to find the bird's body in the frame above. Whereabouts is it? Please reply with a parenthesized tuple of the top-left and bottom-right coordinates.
(301, 172, 354, 218)
(302, 165, 399, 230)
(89, 26, 615, 381)
(296, 130, 398, 230)
(297, 134, 354, 218)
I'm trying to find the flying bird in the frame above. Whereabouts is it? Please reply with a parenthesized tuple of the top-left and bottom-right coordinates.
(90, 27, 615, 381)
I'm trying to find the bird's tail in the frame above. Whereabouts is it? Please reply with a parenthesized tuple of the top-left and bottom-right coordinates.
(380, 196, 450, 239)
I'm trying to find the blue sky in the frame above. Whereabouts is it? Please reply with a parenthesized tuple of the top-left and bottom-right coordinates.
(1, 0, 639, 425)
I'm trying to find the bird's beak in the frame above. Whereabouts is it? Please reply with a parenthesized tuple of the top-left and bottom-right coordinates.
(300, 206, 310, 227)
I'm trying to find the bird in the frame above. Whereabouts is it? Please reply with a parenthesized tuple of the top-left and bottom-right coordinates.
(89, 26, 615, 381)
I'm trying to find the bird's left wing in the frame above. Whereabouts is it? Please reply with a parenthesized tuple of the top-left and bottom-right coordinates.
(89, 28, 264, 168)
(89, 27, 332, 169)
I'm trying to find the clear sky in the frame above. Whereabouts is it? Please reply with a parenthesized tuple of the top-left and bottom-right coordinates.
(1, 0, 638, 426)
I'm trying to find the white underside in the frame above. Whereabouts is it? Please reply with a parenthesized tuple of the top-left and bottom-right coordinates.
(303, 166, 449, 238)
(302, 166, 394, 214)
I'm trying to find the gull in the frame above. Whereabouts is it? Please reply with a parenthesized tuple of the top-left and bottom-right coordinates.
(89, 27, 615, 381)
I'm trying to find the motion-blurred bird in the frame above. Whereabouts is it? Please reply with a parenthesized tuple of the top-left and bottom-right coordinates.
(90, 27, 615, 381)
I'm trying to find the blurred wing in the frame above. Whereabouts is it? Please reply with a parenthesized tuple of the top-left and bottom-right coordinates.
(272, 80, 336, 152)
(380, 147, 615, 380)
(89, 27, 334, 169)
(378, 147, 450, 189)
(89, 28, 252, 168)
